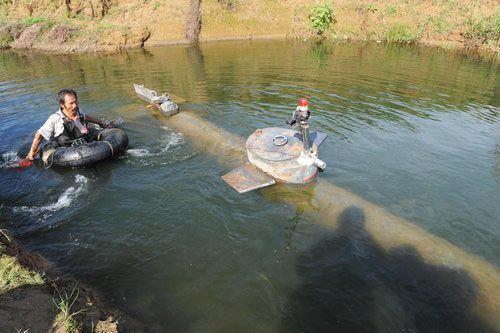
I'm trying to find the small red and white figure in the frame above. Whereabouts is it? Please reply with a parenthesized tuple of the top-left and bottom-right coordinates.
(297, 98, 310, 120)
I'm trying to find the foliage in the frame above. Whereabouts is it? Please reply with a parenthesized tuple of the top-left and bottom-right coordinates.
(464, 11, 500, 45)
(153, 1, 161, 11)
(432, 15, 453, 34)
(309, 4, 335, 36)
(0, 29, 13, 48)
(385, 4, 397, 15)
(23, 16, 54, 28)
(24, 16, 45, 26)
(53, 284, 86, 333)
(385, 23, 420, 44)
(0, 255, 44, 294)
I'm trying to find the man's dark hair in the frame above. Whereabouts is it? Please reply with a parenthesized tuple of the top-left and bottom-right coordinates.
(57, 89, 78, 105)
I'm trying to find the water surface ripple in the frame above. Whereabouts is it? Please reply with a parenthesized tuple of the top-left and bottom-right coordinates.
(0, 41, 498, 331)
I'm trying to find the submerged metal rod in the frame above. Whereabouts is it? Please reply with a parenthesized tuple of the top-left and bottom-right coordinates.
(300, 121, 310, 152)
(165, 111, 499, 328)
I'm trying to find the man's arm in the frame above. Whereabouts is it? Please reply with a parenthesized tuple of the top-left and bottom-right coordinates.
(26, 132, 44, 160)
(85, 115, 106, 128)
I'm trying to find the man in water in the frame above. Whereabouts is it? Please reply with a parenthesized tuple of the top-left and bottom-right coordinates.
(26, 88, 107, 161)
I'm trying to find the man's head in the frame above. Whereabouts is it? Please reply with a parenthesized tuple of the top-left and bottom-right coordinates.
(57, 89, 78, 115)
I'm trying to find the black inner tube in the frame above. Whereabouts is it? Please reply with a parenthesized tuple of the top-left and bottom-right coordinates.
(44, 128, 129, 168)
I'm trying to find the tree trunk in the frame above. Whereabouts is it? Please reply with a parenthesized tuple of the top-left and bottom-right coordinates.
(185, 0, 202, 44)
(88, 0, 95, 19)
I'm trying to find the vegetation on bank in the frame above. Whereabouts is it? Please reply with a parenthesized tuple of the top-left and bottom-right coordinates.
(0, 250, 44, 293)
(0, 0, 498, 53)
(0, 230, 123, 332)
(53, 285, 86, 332)
(309, 4, 336, 36)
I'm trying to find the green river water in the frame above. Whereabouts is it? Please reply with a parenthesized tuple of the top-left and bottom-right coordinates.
(0, 41, 499, 332)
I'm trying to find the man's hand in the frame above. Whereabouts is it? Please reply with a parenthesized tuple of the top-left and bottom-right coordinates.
(18, 159, 34, 168)
(26, 132, 43, 162)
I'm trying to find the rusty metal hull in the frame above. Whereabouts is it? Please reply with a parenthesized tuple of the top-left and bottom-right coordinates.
(246, 127, 319, 184)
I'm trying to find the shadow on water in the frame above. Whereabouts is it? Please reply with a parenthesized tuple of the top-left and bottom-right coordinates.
(76, 250, 192, 332)
(281, 206, 494, 333)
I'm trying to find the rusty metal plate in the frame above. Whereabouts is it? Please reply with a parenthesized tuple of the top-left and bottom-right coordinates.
(246, 127, 303, 162)
(221, 163, 276, 194)
(310, 131, 327, 148)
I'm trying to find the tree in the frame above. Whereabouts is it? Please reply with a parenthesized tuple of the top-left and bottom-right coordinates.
(185, 0, 202, 44)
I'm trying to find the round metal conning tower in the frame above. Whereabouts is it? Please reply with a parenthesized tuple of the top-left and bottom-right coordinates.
(246, 127, 318, 184)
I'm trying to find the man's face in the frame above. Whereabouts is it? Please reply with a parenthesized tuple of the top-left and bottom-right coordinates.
(61, 94, 78, 114)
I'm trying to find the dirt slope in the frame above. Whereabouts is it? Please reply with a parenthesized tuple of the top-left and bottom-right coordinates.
(0, 0, 498, 54)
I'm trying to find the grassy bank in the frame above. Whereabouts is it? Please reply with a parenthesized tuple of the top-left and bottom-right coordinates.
(0, 0, 498, 54)
(0, 229, 135, 332)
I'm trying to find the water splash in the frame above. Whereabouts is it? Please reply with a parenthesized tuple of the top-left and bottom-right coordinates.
(162, 132, 184, 152)
(127, 128, 185, 162)
(127, 148, 152, 157)
(12, 174, 88, 219)
(0, 151, 21, 169)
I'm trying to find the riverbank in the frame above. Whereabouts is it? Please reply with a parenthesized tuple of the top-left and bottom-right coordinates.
(0, 0, 498, 55)
(0, 229, 142, 332)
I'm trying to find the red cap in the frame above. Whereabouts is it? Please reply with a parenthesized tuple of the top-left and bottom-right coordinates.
(298, 98, 308, 107)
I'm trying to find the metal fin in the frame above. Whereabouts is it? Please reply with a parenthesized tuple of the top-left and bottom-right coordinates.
(309, 131, 327, 148)
(221, 163, 276, 194)
(133, 83, 154, 103)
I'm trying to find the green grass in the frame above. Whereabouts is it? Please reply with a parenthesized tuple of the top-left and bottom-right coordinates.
(0, 232, 84, 332)
(309, 3, 336, 36)
(430, 13, 453, 34)
(0, 255, 44, 294)
(23, 16, 45, 26)
(0, 31, 13, 48)
(22, 16, 55, 30)
(53, 284, 86, 333)
(0, 229, 45, 293)
(385, 23, 420, 44)
(385, 4, 397, 15)
(464, 11, 500, 45)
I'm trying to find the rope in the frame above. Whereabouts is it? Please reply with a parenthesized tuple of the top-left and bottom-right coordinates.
(102, 140, 114, 157)
(44, 147, 63, 169)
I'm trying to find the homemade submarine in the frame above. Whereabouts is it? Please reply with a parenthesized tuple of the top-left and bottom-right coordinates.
(134, 84, 327, 193)
(133, 84, 499, 328)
